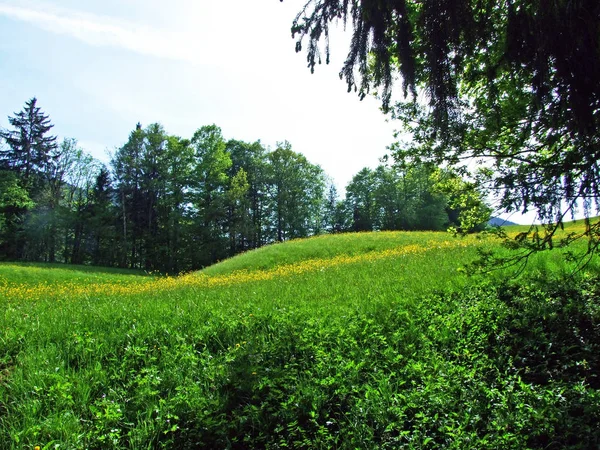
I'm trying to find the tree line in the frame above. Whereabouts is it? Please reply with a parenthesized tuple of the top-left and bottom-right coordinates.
(289, 0, 600, 261)
(0, 98, 489, 272)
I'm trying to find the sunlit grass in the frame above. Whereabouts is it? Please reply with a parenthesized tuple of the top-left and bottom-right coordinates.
(0, 262, 153, 289)
(202, 230, 476, 275)
(0, 226, 598, 449)
(2, 225, 594, 304)
(1, 232, 486, 303)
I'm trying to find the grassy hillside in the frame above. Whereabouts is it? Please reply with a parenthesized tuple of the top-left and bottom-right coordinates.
(1, 228, 599, 449)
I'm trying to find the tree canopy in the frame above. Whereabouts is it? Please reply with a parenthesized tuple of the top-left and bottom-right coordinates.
(1, 97, 490, 271)
(288, 0, 600, 259)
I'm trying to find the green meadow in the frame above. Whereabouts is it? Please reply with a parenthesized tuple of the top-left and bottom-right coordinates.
(1, 226, 599, 449)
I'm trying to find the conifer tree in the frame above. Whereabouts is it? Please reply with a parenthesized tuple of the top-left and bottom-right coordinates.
(0, 98, 57, 185)
(89, 167, 115, 266)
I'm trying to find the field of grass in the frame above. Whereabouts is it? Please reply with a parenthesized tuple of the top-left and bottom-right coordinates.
(1, 226, 599, 448)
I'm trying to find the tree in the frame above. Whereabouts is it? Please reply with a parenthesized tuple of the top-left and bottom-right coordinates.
(430, 168, 492, 234)
(0, 98, 57, 185)
(112, 123, 146, 267)
(160, 135, 195, 273)
(191, 125, 232, 267)
(226, 139, 270, 250)
(112, 123, 176, 270)
(267, 142, 326, 241)
(139, 123, 169, 269)
(20, 139, 101, 263)
(33, 138, 93, 263)
(390, 163, 449, 231)
(227, 167, 251, 254)
(345, 168, 377, 232)
(0, 170, 33, 258)
(0, 98, 57, 258)
(323, 182, 349, 233)
(88, 166, 116, 267)
(343, 161, 488, 232)
(61, 146, 102, 264)
(288, 0, 600, 259)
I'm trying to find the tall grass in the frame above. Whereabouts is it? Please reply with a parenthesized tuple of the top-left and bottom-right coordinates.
(0, 229, 598, 448)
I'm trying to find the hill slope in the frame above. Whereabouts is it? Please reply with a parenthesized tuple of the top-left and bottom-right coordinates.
(1, 229, 599, 449)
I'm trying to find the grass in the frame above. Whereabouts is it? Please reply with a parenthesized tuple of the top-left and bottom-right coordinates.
(202, 230, 475, 275)
(0, 262, 154, 286)
(0, 227, 599, 448)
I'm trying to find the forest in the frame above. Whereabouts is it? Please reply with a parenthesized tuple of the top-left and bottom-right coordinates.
(0, 98, 489, 273)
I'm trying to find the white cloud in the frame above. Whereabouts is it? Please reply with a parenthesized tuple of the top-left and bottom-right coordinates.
(0, 0, 398, 195)
(0, 1, 231, 67)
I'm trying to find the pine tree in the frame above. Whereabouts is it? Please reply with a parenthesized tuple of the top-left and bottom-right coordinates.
(89, 167, 115, 266)
(0, 98, 57, 184)
(0, 98, 57, 259)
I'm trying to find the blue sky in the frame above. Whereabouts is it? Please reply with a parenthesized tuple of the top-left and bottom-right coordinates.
(0, 0, 540, 224)
(0, 0, 399, 193)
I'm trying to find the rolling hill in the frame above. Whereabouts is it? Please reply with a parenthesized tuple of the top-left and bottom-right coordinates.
(0, 227, 598, 449)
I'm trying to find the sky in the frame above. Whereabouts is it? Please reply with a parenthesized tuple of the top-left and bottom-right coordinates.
(0, 0, 536, 224)
(0, 0, 400, 192)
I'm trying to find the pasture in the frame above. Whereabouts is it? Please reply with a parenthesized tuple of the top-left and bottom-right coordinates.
(1, 226, 599, 448)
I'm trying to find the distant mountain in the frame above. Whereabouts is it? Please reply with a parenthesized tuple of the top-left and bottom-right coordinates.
(488, 217, 518, 227)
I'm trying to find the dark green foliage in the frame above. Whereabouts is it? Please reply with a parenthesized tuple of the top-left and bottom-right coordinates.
(112, 122, 165, 269)
(0, 97, 57, 184)
(289, 0, 600, 256)
(163, 276, 599, 448)
(0, 170, 33, 258)
(415, 275, 600, 448)
(291, 0, 600, 138)
(267, 142, 326, 242)
(290, 0, 418, 111)
(189, 125, 232, 267)
(344, 162, 489, 232)
(88, 167, 117, 266)
(0, 107, 332, 271)
(346, 167, 378, 231)
(225, 139, 271, 251)
(322, 183, 350, 233)
(0, 98, 58, 259)
(105, 124, 329, 271)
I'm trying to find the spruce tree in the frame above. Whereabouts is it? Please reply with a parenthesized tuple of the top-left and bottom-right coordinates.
(0, 98, 57, 184)
(89, 167, 115, 266)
